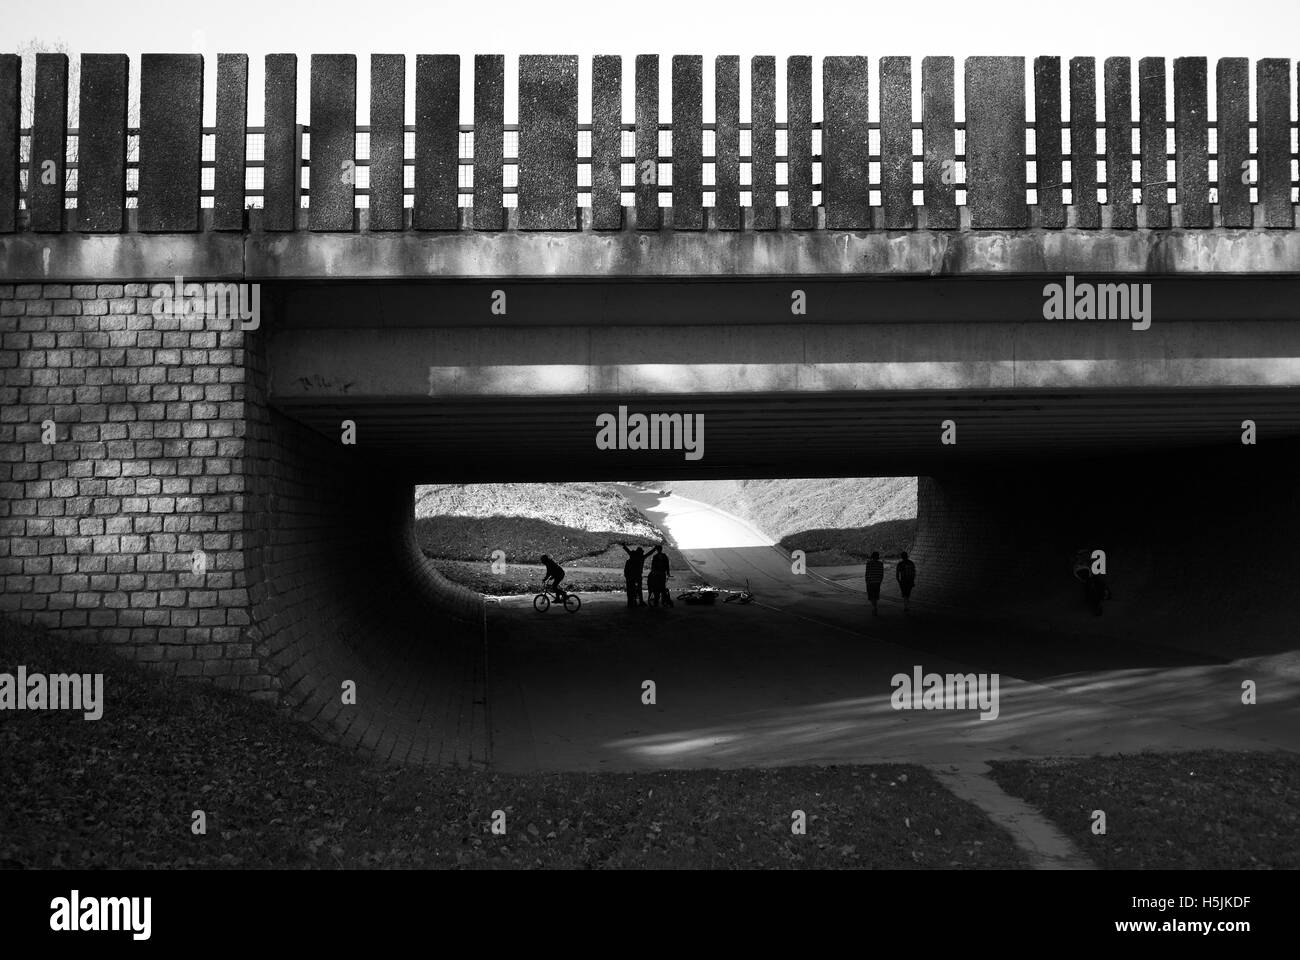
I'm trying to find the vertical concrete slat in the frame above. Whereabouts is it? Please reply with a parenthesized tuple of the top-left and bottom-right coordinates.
(880, 56, 914, 229)
(76, 54, 129, 233)
(29, 53, 68, 232)
(1256, 58, 1293, 229)
(263, 54, 299, 232)
(922, 56, 957, 229)
(590, 54, 622, 230)
(1069, 57, 1099, 228)
(1138, 57, 1169, 228)
(965, 56, 1027, 229)
(472, 55, 504, 231)
(369, 54, 405, 231)
(786, 55, 813, 229)
(751, 55, 777, 230)
(308, 54, 356, 232)
(0, 55, 14, 232)
(671, 55, 703, 230)
(413, 54, 459, 231)
(1215, 57, 1251, 228)
(1033, 56, 1064, 228)
(518, 54, 578, 231)
(214, 53, 248, 231)
(822, 56, 871, 230)
(634, 54, 659, 230)
(1104, 57, 1135, 229)
(714, 55, 740, 230)
(0, 55, 17, 234)
(139, 54, 204, 232)
(1174, 56, 1210, 227)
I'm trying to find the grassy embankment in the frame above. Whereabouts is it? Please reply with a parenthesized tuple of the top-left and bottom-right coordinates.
(414, 483, 697, 595)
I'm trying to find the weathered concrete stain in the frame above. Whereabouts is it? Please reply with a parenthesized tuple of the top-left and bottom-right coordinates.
(3, 225, 1300, 281)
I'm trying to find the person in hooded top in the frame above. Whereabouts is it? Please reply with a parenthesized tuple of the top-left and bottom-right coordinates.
(895, 550, 916, 612)
(646, 543, 672, 606)
(864, 551, 885, 617)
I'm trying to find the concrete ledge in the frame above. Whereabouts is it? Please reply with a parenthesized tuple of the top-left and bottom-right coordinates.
(0, 232, 246, 281)
(245, 227, 1300, 278)
(3, 226, 1300, 280)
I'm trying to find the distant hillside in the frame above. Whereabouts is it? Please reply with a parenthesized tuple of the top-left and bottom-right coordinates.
(413, 483, 682, 575)
(652, 478, 916, 538)
(416, 483, 659, 537)
(648, 477, 918, 563)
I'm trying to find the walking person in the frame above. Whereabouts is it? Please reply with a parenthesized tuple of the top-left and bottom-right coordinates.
(864, 551, 885, 616)
(895, 550, 916, 613)
(646, 543, 673, 607)
(1084, 569, 1110, 616)
(620, 542, 650, 608)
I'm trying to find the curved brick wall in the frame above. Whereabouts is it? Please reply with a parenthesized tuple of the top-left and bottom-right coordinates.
(242, 406, 486, 765)
(909, 446, 1300, 658)
(0, 281, 487, 765)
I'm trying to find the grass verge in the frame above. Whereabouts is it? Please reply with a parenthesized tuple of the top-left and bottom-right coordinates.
(988, 752, 1299, 869)
(1, 617, 1025, 869)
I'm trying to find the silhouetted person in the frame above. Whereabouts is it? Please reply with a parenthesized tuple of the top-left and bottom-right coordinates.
(620, 542, 650, 608)
(1084, 570, 1110, 616)
(539, 554, 566, 597)
(895, 550, 916, 612)
(646, 544, 673, 606)
(864, 551, 885, 616)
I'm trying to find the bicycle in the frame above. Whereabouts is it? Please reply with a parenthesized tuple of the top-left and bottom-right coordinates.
(534, 582, 581, 613)
(722, 579, 755, 604)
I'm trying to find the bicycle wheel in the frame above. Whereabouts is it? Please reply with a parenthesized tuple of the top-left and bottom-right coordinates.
(564, 593, 581, 613)
(533, 593, 550, 612)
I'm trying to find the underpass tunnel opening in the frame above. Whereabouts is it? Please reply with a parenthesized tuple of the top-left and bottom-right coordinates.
(255, 272, 1300, 763)
(250, 384, 1300, 772)
(408, 441, 1300, 663)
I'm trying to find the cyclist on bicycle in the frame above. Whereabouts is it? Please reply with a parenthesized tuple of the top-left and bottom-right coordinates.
(539, 554, 566, 598)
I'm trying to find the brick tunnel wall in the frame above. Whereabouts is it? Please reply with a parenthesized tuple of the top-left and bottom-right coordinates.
(909, 445, 1300, 659)
(241, 322, 487, 763)
(0, 281, 486, 766)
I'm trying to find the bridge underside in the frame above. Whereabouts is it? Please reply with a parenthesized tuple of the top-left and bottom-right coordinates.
(273, 387, 1299, 480)
(263, 276, 1300, 479)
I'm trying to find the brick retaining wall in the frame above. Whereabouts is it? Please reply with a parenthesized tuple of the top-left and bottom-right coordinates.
(0, 280, 487, 764)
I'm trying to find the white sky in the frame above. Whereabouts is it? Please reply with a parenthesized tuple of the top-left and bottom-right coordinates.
(10, 0, 1300, 125)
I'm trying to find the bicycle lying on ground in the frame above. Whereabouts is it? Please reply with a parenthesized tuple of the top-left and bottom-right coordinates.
(676, 580, 755, 605)
(723, 580, 755, 604)
(534, 583, 581, 613)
